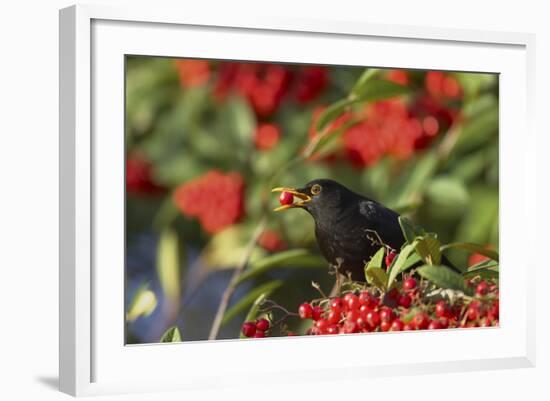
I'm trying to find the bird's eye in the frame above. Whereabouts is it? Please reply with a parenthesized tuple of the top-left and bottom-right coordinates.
(311, 184, 322, 195)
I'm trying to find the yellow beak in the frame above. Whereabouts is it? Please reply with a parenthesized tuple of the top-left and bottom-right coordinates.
(271, 187, 312, 211)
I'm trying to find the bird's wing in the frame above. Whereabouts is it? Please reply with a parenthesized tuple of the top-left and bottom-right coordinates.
(358, 200, 405, 250)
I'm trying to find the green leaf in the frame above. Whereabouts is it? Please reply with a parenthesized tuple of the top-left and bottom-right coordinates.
(398, 216, 426, 245)
(157, 228, 181, 302)
(455, 188, 498, 247)
(391, 152, 439, 207)
(307, 119, 357, 158)
(315, 98, 353, 132)
(365, 268, 389, 291)
(415, 234, 441, 265)
(366, 247, 385, 270)
(425, 177, 470, 219)
(315, 80, 409, 132)
(159, 326, 182, 342)
(237, 249, 325, 285)
(463, 259, 499, 280)
(353, 80, 410, 102)
(152, 196, 180, 230)
(226, 95, 255, 146)
(387, 242, 419, 286)
(440, 242, 499, 262)
(152, 155, 203, 187)
(454, 105, 499, 154)
(126, 284, 157, 322)
(417, 264, 471, 294)
(350, 68, 380, 97)
(221, 280, 283, 327)
(364, 247, 387, 290)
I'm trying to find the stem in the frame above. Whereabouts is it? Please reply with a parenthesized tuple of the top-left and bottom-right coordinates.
(208, 217, 267, 340)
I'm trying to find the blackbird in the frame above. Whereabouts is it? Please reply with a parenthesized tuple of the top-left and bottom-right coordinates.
(272, 178, 451, 281)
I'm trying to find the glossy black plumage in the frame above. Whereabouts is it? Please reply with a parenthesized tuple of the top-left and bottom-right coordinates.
(294, 179, 405, 281)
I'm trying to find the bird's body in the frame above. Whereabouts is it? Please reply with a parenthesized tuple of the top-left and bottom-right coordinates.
(312, 195, 404, 281)
(273, 179, 445, 281)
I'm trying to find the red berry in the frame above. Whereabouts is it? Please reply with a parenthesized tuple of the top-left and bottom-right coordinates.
(360, 291, 380, 308)
(413, 312, 429, 329)
(287, 331, 296, 336)
(385, 250, 397, 267)
(327, 310, 341, 325)
(380, 320, 392, 332)
(298, 303, 313, 319)
(255, 318, 270, 332)
(476, 281, 489, 296)
(326, 325, 339, 335)
(345, 293, 360, 310)
(241, 322, 257, 337)
(315, 319, 329, 334)
(398, 294, 412, 308)
(329, 297, 344, 313)
(346, 309, 360, 323)
(366, 311, 381, 328)
(428, 320, 442, 330)
(359, 304, 372, 315)
(356, 316, 369, 330)
(390, 319, 404, 331)
(403, 277, 417, 292)
(358, 291, 371, 304)
(385, 288, 400, 302)
(254, 331, 266, 338)
(312, 306, 324, 321)
(379, 307, 394, 323)
(403, 323, 416, 331)
(439, 317, 450, 329)
(342, 321, 359, 334)
(467, 305, 480, 321)
(279, 191, 294, 206)
(435, 300, 449, 318)
(254, 123, 280, 151)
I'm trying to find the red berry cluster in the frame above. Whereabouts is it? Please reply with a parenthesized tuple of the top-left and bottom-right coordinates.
(258, 229, 287, 252)
(214, 62, 327, 117)
(385, 69, 410, 86)
(424, 71, 462, 100)
(254, 123, 281, 151)
(254, 274, 498, 338)
(174, 59, 211, 88)
(343, 99, 425, 166)
(241, 318, 271, 338)
(126, 153, 164, 195)
(173, 170, 244, 234)
(293, 66, 328, 104)
(305, 70, 462, 168)
(300, 278, 498, 335)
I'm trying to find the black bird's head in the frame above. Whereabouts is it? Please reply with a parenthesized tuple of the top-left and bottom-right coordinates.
(272, 179, 354, 220)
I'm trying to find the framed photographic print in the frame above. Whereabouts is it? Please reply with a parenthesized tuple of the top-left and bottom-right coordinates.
(59, 4, 536, 396)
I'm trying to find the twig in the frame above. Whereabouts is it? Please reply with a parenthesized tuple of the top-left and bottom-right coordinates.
(311, 281, 329, 299)
(259, 299, 298, 317)
(208, 217, 267, 340)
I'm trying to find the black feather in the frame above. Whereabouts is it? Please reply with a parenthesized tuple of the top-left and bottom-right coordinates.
(290, 179, 456, 281)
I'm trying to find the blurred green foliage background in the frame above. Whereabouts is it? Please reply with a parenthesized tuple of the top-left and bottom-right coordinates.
(125, 56, 498, 343)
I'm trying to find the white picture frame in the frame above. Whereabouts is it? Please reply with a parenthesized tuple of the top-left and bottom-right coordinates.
(59, 4, 536, 397)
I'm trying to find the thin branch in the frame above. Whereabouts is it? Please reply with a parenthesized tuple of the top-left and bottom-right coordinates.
(208, 217, 267, 340)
